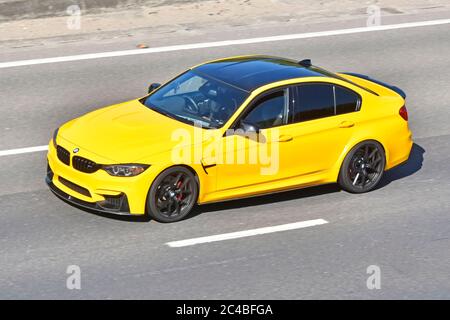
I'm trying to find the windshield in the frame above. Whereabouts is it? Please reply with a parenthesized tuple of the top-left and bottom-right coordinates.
(142, 70, 249, 129)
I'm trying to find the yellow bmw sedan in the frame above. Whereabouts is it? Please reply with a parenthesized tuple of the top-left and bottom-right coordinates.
(46, 55, 413, 222)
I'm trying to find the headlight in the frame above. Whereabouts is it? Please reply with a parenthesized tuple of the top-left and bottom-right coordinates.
(52, 128, 59, 148)
(102, 164, 149, 177)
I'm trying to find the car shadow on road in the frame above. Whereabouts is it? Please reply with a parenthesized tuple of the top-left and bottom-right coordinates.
(191, 184, 342, 218)
(375, 142, 425, 189)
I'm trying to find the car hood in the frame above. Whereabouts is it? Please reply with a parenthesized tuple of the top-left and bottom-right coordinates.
(59, 100, 196, 163)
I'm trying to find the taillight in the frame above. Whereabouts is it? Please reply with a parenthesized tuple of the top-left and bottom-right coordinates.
(399, 105, 408, 121)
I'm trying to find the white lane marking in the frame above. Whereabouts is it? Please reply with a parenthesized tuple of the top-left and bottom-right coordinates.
(1, 18, 450, 69)
(0, 145, 48, 157)
(166, 219, 329, 248)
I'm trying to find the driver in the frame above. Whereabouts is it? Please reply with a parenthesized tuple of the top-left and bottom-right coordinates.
(199, 83, 236, 126)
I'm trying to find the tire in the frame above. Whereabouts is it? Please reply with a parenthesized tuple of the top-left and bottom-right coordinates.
(338, 140, 386, 193)
(147, 166, 198, 223)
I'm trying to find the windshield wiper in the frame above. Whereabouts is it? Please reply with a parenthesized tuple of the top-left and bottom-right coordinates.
(149, 106, 200, 127)
(144, 102, 217, 129)
(151, 106, 179, 121)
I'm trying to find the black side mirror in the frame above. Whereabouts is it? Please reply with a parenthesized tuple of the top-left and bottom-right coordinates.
(148, 83, 161, 94)
(227, 120, 264, 142)
(238, 120, 260, 134)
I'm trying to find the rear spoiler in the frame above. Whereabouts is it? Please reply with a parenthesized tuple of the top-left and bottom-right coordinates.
(341, 72, 406, 99)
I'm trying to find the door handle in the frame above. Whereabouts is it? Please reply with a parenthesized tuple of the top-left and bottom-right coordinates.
(277, 135, 293, 142)
(339, 121, 355, 128)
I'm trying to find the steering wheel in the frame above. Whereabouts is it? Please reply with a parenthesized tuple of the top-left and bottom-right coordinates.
(183, 96, 199, 114)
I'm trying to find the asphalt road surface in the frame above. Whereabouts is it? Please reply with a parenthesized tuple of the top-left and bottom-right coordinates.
(0, 15, 449, 299)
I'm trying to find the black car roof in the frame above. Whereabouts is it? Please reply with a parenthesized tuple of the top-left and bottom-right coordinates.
(192, 56, 328, 92)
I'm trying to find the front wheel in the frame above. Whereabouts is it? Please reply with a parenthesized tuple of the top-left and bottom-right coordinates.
(338, 141, 386, 193)
(147, 166, 198, 223)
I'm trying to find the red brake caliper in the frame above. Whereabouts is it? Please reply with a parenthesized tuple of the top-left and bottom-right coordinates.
(176, 180, 183, 200)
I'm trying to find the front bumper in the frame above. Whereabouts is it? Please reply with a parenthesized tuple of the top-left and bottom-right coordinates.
(46, 167, 132, 216)
(46, 138, 155, 215)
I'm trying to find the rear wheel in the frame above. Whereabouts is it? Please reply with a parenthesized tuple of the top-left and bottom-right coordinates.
(338, 141, 386, 193)
(147, 166, 198, 223)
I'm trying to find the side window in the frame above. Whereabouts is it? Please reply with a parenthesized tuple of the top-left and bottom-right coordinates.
(243, 90, 286, 129)
(335, 86, 360, 115)
(294, 84, 334, 122)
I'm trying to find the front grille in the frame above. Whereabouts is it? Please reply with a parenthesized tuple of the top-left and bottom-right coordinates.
(58, 176, 91, 197)
(56, 146, 70, 165)
(72, 156, 100, 173)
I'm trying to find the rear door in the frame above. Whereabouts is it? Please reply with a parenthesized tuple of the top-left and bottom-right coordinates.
(286, 82, 361, 175)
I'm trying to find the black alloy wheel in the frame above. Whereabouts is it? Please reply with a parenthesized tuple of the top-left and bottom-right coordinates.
(147, 166, 198, 222)
(339, 141, 386, 193)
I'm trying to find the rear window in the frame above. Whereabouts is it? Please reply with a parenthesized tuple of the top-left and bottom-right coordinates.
(335, 86, 360, 115)
(292, 83, 361, 123)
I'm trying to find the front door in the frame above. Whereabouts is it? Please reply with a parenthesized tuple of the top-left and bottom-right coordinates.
(216, 88, 292, 191)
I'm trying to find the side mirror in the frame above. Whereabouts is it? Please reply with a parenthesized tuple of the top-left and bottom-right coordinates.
(238, 120, 260, 134)
(148, 83, 161, 94)
(228, 120, 264, 142)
